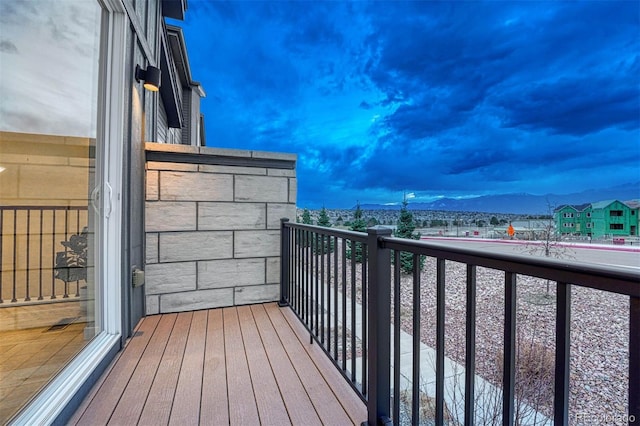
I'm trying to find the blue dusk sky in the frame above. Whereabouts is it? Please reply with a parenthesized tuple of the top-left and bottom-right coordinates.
(172, 1, 640, 209)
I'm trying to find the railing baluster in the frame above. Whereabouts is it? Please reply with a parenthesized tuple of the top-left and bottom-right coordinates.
(554, 281, 570, 425)
(320, 234, 325, 345)
(465, 264, 477, 426)
(0, 209, 4, 303)
(412, 253, 420, 426)
(299, 229, 303, 313)
(351, 239, 357, 383)
(12, 209, 17, 302)
(436, 258, 445, 425)
(25, 210, 31, 301)
(342, 237, 347, 371)
(393, 250, 401, 424)
(292, 229, 297, 311)
(51, 209, 56, 299)
(326, 235, 332, 353)
(630, 296, 640, 425)
(75, 209, 80, 296)
(314, 233, 319, 338)
(503, 271, 517, 426)
(362, 248, 368, 396)
(63, 207, 69, 298)
(333, 235, 339, 361)
(38, 210, 44, 300)
(305, 229, 310, 326)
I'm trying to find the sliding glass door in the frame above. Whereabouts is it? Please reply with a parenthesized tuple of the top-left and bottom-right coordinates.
(0, 1, 122, 422)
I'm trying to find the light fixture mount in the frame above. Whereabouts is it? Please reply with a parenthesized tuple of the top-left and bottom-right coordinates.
(135, 64, 161, 91)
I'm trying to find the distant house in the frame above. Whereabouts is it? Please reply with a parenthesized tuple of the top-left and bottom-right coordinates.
(554, 199, 639, 238)
(159, 24, 206, 146)
(554, 202, 591, 235)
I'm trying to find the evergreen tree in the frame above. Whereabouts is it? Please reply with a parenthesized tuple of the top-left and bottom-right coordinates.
(394, 198, 424, 274)
(298, 208, 313, 247)
(347, 202, 367, 262)
(314, 206, 334, 253)
(301, 208, 312, 224)
(317, 206, 331, 227)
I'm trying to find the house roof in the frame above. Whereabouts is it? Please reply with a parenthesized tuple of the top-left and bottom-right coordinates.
(554, 203, 591, 212)
(623, 199, 640, 209)
(166, 25, 205, 97)
(161, 0, 187, 20)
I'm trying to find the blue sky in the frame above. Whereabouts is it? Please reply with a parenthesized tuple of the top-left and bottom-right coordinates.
(173, 1, 639, 209)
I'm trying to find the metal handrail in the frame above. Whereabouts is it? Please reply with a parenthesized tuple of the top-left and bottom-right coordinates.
(280, 220, 640, 426)
(0, 205, 88, 304)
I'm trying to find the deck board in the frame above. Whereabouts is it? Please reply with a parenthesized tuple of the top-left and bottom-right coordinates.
(75, 315, 161, 425)
(237, 305, 291, 425)
(70, 303, 366, 425)
(169, 310, 207, 425)
(107, 313, 176, 425)
(199, 309, 228, 425)
(280, 306, 368, 424)
(251, 304, 323, 426)
(223, 307, 260, 425)
(265, 303, 355, 426)
(137, 311, 191, 426)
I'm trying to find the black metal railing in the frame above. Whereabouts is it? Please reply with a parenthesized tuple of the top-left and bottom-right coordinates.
(0, 206, 88, 304)
(280, 219, 640, 426)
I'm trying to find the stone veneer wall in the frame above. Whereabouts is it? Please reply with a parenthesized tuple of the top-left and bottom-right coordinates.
(144, 143, 297, 314)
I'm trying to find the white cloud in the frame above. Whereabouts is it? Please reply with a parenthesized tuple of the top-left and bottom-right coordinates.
(0, 1, 101, 137)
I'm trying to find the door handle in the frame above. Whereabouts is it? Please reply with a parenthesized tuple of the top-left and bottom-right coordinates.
(105, 182, 113, 218)
(90, 186, 101, 214)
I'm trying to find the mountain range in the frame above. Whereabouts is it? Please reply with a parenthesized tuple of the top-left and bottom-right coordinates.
(358, 182, 640, 215)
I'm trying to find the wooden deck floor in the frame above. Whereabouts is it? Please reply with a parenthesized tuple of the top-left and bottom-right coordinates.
(70, 303, 366, 425)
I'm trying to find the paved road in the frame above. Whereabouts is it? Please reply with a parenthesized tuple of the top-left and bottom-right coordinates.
(421, 237, 640, 269)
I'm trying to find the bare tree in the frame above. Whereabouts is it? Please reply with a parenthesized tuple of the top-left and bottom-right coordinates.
(520, 201, 574, 297)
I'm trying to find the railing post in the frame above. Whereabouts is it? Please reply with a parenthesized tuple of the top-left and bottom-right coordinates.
(366, 226, 392, 426)
(279, 218, 290, 307)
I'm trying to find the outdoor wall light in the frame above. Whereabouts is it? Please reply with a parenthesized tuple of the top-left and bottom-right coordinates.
(135, 64, 161, 91)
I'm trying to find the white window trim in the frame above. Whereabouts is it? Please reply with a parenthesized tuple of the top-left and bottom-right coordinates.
(10, 1, 126, 424)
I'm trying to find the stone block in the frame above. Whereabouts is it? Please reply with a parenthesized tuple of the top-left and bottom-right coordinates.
(146, 170, 158, 201)
(234, 284, 279, 305)
(160, 288, 234, 313)
(234, 230, 280, 258)
(145, 201, 196, 232)
(160, 171, 233, 201)
(288, 178, 297, 204)
(18, 164, 88, 200)
(199, 164, 266, 175)
(146, 295, 159, 315)
(147, 161, 198, 171)
(198, 258, 265, 289)
(159, 231, 233, 262)
(267, 168, 296, 177)
(199, 146, 252, 158)
(145, 262, 196, 295)
(235, 175, 288, 203)
(266, 204, 296, 229)
(198, 202, 266, 230)
(267, 257, 280, 284)
(146, 233, 159, 264)
(145, 142, 198, 154)
(251, 150, 296, 162)
(266, 257, 280, 283)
